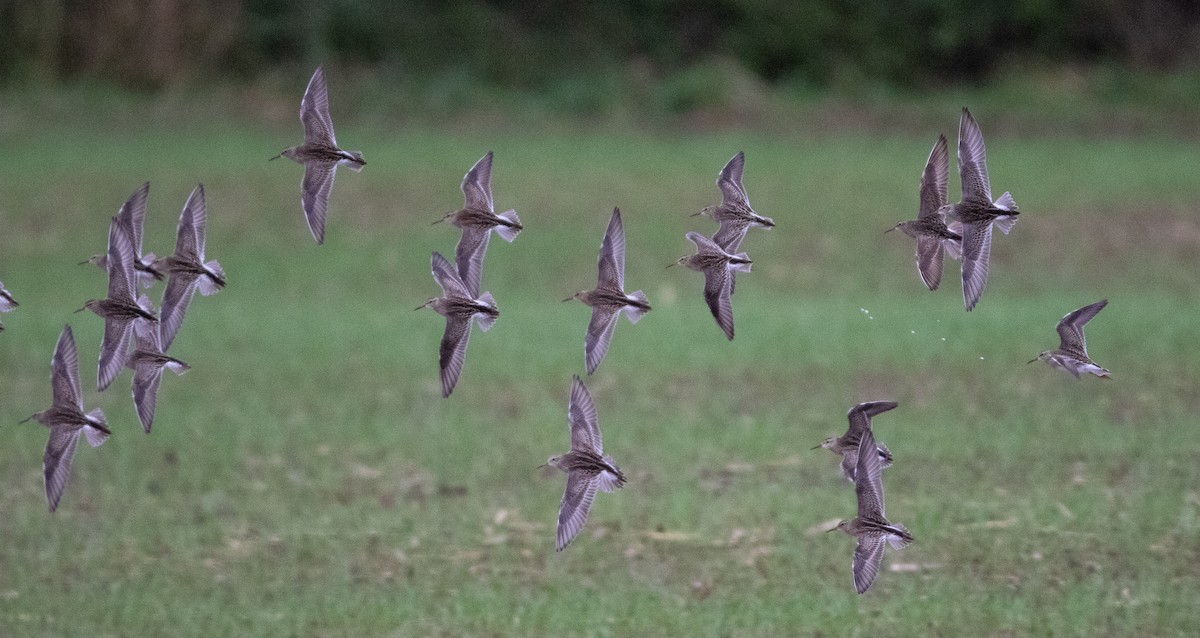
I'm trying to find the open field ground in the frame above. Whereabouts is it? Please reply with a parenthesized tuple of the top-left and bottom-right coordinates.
(1, 90, 1199, 635)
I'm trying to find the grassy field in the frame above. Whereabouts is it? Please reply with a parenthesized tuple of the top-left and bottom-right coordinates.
(1, 91, 1199, 636)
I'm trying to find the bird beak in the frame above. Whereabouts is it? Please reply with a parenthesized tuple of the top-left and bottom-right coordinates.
(883, 227, 895, 234)
(1027, 357, 1038, 364)
(561, 296, 574, 302)
(810, 444, 823, 450)
(18, 415, 33, 424)
(535, 463, 548, 470)
(77, 259, 90, 266)
(689, 211, 703, 217)
(431, 214, 451, 225)
(268, 154, 281, 161)
(826, 527, 839, 533)
(73, 306, 86, 314)
(665, 262, 677, 269)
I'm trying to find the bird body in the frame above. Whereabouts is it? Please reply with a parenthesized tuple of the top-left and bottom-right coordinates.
(676, 231, 751, 341)
(419, 251, 500, 397)
(435, 151, 522, 298)
(273, 66, 366, 244)
(128, 298, 190, 433)
(694, 151, 775, 254)
(82, 182, 164, 287)
(546, 376, 625, 551)
(22, 325, 111, 512)
(833, 426, 912, 594)
(160, 184, 224, 352)
(816, 401, 897, 482)
(887, 135, 963, 291)
(82, 216, 158, 390)
(567, 208, 650, 374)
(945, 108, 1020, 310)
(1031, 299, 1111, 378)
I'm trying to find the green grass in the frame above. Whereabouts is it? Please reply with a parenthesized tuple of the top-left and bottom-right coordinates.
(1, 93, 1199, 636)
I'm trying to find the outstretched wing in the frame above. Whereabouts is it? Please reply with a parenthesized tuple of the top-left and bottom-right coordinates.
(453, 227, 491, 299)
(918, 135, 949, 219)
(1057, 299, 1108, 356)
(703, 266, 735, 341)
(51, 325, 84, 411)
(959, 222, 993, 311)
(132, 361, 164, 434)
(556, 471, 599, 551)
(855, 428, 886, 519)
(916, 236, 944, 291)
(712, 219, 750, 254)
(106, 217, 137, 304)
(301, 162, 338, 245)
(596, 208, 626, 291)
(846, 401, 898, 439)
(957, 107, 992, 204)
(431, 251, 471, 299)
(301, 66, 337, 147)
(461, 151, 494, 212)
(567, 375, 602, 453)
(174, 184, 206, 261)
(852, 535, 886, 594)
(584, 308, 620, 376)
(438, 316, 472, 398)
(119, 182, 151, 255)
(44, 428, 82, 512)
(159, 274, 199, 352)
(97, 316, 133, 391)
(716, 151, 748, 207)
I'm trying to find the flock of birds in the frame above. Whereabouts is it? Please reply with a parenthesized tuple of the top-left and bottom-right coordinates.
(2, 66, 1115, 595)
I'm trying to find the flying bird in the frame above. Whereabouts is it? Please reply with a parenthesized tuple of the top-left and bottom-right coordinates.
(159, 184, 225, 352)
(271, 65, 366, 244)
(79, 217, 158, 391)
(0, 279, 17, 331)
(416, 251, 500, 398)
(128, 297, 191, 433)
(1030, 299, 1111, 379)
(693, 151, 775, 253)
(543, 375, 626, 551)
(565, 208, 651, 375)
(80, 182, 164, 287)
(886, 135, 962, 291)
(432, 151, 522, 298)
(814, 401, 897, 483)
(832, 426, 913, 594)
(944, 108, 1020, 311)
(20, 325, 111, 512)
(672, 231, 752, 340)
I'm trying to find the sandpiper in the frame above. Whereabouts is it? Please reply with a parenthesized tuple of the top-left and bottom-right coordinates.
(944, 107, 1020, 311)
(79, 217, 158, 391)
(831, 426, 913, 594)
(417, 251, 499, 398)
(672, 231, 751, 341)
(271, 65, 366, 244)
(693, 151, 775, 253)
(886, 135, 962, 291)
(80, 182, 164, 287)
(432, 151, 522, 298)
(565, 208, 651, 375)
(128, 296, 190, 433)
(1030, 299, 1111, 379)
(543, 375, 625, 551)
(20, 325, 112, 512)
(0, 279, 17, 331)
(159, 184, 225, 352)
(813, 401, 897, 483)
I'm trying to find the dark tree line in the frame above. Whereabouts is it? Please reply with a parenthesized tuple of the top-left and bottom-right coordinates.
(1, 0, 1197, 89)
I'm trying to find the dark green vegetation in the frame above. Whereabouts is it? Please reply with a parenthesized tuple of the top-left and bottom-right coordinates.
(0, 90, 1198, 635)
(4, 1, 1199, 95)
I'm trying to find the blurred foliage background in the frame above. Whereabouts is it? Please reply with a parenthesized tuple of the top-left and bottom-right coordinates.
(2, 0, 1197, 110)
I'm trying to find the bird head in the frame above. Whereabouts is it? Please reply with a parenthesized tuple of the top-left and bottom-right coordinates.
(811, 437, 837, 451)
(1029, 351, 1053, 365)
